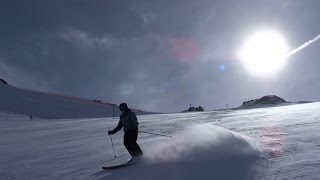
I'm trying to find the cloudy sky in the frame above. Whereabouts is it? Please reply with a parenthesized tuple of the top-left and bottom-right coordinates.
(0, 0, 319, 112)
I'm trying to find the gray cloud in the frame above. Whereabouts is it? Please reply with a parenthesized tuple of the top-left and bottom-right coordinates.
(0, 0, 319, 112)
(0, 60, 51, 90)
(59, 28, 115, 49)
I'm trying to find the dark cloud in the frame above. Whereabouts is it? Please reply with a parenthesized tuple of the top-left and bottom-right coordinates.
(0, 0, 319, 112)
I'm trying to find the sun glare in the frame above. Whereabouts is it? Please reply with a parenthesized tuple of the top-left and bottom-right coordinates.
(238, 30, 289, 76)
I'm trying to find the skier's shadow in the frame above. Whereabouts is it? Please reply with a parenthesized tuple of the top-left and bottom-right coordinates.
(91, 170, 115, 178)
(91, 170, 110, 177)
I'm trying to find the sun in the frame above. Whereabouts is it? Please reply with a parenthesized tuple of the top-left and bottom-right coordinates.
(238, 30, 289, 76)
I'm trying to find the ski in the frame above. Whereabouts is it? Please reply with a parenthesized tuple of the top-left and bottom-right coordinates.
(102, 162, 135, 170)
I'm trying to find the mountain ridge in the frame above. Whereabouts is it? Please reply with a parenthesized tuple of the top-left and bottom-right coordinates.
(0, 82, 155, 119)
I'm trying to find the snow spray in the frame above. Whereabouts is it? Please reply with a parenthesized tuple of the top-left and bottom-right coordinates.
(143, 124, 260, 162)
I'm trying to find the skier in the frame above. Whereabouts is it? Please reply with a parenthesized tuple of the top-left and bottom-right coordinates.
(108, 103, 143, 162)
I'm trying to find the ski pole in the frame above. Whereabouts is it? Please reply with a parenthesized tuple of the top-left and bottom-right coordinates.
(109, 135, 117, 157)
(139, 130, 172, 138)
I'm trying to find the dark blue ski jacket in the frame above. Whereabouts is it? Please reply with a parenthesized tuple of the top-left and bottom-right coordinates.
(111, 109, 139, 134)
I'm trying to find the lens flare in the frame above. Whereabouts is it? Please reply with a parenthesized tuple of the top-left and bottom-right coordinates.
(169, 38, 199, 63)
(238, 30, 289, 76)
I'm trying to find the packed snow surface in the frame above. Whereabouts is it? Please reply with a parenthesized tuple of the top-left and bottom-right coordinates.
(1, 102, 320, 180)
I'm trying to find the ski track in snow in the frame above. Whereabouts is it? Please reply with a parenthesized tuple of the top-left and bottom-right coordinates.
(1, 103, 320, 180)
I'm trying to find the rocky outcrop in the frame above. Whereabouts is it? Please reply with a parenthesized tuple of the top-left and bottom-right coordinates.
(0, 79, 8, 85)
(183, 106, 204, 112)
(239, 95, 287, 108)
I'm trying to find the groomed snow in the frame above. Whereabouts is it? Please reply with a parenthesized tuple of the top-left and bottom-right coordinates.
(1, 102, 320, 180)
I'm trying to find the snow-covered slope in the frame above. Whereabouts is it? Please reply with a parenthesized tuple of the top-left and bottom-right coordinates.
(0, 84, 152, 119)
(0, 110, 27, 120)
(1, 102, 320, 179)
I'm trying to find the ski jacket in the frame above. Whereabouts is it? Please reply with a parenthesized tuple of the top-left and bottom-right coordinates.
(111, 109, 139, 134)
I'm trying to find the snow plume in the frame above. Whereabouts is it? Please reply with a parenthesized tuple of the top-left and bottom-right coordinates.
(286, 34, 320, 57)
(104, 124, 262, 180)
(144, 124, 260, 162)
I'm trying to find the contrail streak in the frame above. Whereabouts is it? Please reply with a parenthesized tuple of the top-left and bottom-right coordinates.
(286, 34, 320, 57)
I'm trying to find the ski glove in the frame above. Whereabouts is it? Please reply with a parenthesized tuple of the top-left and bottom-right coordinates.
(108, 130, 115, 135)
